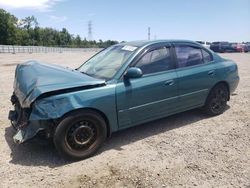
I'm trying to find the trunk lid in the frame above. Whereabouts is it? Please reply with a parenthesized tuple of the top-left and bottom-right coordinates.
(14, 61, 105, 107)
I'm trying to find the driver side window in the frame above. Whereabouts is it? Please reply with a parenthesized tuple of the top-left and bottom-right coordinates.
(135, 47, 173, 75)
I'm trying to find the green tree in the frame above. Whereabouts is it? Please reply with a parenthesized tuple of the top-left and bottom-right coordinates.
(59, 28, 72, 46)
(0, 9, 18, 44)
(74, 35, 81, 47)
(19, 16, 38, 30)
(15, 29, 29, 45)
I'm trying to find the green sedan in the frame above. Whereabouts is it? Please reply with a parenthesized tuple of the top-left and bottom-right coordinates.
(9, 40, 239, 160)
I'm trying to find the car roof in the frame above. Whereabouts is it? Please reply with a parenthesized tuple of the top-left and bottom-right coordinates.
(120, 39, 199, 48)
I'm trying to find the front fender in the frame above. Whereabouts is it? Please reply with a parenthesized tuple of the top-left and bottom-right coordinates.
(29, 85, 118, 133)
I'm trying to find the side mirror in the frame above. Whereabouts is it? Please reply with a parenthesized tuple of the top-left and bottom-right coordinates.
(124, 67, 143, 79)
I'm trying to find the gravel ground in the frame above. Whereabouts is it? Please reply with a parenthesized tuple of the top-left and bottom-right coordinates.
(0, 52, 249, 188)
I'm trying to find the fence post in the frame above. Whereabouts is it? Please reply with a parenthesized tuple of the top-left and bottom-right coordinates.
(12, 45, 15, 54)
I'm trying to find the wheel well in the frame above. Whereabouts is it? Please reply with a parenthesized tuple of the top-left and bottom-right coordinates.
(60, 108, 111, 138)
(211, 81, 230, 101)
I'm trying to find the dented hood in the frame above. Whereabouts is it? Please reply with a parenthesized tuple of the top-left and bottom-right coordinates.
(14, 61, 105, 108)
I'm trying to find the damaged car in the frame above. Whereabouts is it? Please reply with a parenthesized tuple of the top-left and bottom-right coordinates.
(9, 40, 239, 160)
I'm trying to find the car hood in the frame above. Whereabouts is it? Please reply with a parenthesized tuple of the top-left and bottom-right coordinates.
(14, 61, 106, 108)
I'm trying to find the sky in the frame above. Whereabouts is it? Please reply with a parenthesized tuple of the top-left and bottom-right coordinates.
(0, 0, 249, 42)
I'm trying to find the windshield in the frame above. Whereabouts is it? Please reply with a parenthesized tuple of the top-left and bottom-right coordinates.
(78, 45, 137, 80)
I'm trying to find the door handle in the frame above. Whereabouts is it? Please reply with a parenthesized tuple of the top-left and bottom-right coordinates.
(208, 70, 215, 76)
(164, 80, 174, 86)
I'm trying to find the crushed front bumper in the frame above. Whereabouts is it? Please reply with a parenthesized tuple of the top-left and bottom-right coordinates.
(9, 109, 52, 144)
(8, 108, 38, 144)
(12, 122, 46, 144)
(8, 94, 50, 144)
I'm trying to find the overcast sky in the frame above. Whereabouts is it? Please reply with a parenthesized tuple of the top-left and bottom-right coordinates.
(0, 0, 249, 42)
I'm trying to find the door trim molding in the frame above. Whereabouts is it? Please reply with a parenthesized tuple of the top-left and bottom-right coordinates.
(118, 96, 178, 113)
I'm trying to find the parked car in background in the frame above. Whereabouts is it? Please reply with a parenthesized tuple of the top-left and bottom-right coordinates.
(196, 41, 211, 49)
(230, 43, 245, 52)
(243, 43, 250, 52)
(210, 42, 235, 53)
(9, 40, 239, 160)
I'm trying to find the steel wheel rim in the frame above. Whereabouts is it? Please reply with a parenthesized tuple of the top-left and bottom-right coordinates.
(210, 88, 227, 113)
(66, 120, 97, 151)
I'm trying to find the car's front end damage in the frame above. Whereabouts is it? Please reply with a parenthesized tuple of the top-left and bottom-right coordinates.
(8, 60, 107, 144)
(8, 93, 56, 143)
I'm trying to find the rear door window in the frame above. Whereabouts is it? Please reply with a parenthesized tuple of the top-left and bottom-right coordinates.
(175, 46, 203, 68)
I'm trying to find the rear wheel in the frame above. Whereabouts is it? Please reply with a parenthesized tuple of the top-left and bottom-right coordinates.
(203, 84, 229, 116)
(54, 110, 107, 160)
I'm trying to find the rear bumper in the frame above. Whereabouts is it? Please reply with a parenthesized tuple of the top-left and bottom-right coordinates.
(229, 76, 240, 94)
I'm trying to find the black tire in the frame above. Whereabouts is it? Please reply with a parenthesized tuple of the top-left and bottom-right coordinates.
(203, 83, 229, 116)
(54, 109, 107, 160)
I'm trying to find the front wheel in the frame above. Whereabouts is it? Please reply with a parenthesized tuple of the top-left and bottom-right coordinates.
(54, 110, 107, 160)
(203, 84, 229, 116)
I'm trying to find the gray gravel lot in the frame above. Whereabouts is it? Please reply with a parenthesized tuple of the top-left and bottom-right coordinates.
(0, 52, 249, 188)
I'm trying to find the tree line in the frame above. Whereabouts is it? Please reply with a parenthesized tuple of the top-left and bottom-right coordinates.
(0, 8, 119, 48)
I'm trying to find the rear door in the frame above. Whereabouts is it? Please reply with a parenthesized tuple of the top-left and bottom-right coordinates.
(173, 43, 216, 110)
(116, 44, 179, 128)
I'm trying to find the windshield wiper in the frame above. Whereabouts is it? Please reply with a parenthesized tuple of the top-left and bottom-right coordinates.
(80, 71, 88, 75)
(80, 71, 93, 77)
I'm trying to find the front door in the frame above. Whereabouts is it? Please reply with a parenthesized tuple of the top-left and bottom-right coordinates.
(116, 45, 179, 128)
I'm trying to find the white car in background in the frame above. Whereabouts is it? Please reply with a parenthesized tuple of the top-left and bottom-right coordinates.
(196, 41, 211, 49)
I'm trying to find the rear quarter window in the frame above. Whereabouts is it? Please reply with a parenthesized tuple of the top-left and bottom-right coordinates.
(202, 49, 213, 63)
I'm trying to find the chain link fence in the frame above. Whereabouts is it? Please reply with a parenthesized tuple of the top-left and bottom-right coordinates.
(0, 45, 102, 53)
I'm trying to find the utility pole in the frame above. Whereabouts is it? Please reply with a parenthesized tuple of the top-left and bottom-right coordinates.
(88, 20, 93, 41)
(148, 27, 151, 40)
